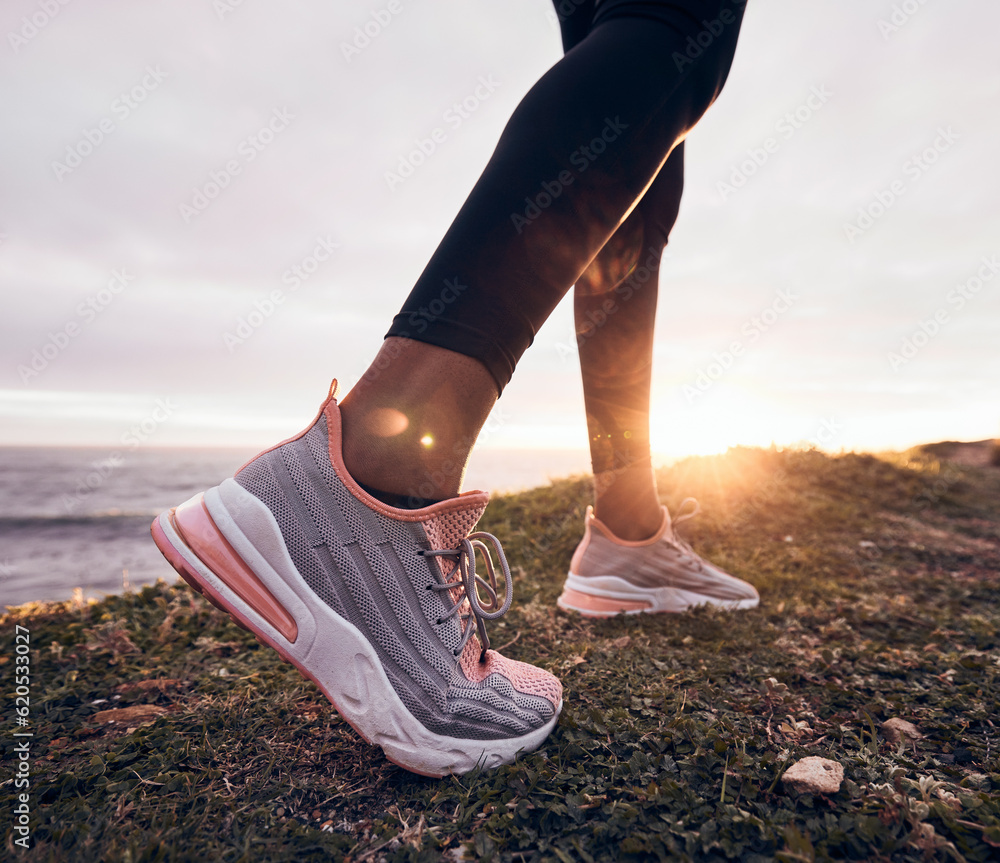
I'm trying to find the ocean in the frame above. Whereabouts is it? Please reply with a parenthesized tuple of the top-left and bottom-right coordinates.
(0, 445, 592, 608)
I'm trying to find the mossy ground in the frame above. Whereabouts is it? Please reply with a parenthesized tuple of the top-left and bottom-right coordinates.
(2, 446, 999, 862)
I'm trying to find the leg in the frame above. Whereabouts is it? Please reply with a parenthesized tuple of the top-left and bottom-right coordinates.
(560, 145, 760, 617)
(551, 4, 758, 614)
(346, 2, 747, 505)
(340, 338, 496, 505)
(576, 145, 684, 540)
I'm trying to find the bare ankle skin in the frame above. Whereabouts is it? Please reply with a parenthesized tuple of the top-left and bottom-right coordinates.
(340, 338, 497, 502)
(593, 460, 663, 541)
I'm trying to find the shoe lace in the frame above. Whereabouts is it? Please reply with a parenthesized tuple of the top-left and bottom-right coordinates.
(423, 532, 512, 661)
(666, 497, 703, 561)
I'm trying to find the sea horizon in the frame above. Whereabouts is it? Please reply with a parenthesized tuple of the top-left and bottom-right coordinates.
(0, 444, 595, 609)
(3, 437, 995, 610)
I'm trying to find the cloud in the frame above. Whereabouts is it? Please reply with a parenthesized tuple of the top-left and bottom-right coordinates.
(1, 0, 998, 451)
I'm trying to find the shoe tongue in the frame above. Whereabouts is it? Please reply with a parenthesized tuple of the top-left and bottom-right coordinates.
(422, 495, 489, 601)
(422, 494, 488, 552)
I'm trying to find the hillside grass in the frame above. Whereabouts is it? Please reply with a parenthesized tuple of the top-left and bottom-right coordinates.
(2, 445, 999, 862)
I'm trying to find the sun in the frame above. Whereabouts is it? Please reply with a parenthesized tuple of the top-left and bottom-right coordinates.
(650, 384, 800, 459)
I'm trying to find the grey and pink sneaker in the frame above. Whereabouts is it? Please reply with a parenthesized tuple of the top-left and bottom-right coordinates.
(557, 501, 758, 617)
(151, 383, 562, 776)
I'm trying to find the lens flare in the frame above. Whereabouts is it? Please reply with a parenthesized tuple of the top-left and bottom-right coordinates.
(366, 407, 409, 438)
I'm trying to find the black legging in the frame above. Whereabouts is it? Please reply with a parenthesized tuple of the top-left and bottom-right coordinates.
(386, 0, 746, 394)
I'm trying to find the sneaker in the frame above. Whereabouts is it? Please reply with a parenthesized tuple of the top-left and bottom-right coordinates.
(557, 499, 758, 617)
(151, 382, 562, 776)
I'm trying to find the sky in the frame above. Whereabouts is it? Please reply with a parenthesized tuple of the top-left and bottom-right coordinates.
(1, 0, 998, 460)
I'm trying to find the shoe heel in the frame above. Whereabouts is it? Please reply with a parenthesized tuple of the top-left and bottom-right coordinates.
(150, 515, 250, 631)
(151, 493, 298, 644)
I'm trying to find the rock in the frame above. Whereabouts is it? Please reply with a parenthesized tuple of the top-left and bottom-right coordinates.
(781, 756, 844, 795)
(882, 717, 922, 745)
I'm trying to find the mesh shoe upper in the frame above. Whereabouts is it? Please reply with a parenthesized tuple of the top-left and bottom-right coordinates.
(570, 504, 758, 603)
(234, 403, 560, 741)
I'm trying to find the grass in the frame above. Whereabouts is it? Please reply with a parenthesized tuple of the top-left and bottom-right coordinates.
(2, 445, 999, 862)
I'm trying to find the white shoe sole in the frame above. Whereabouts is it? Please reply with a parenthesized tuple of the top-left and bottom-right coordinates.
(557, 572, 759, 617)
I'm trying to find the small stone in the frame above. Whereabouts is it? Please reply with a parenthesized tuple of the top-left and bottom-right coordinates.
(781, 756, 844, 795)
(882, 717, 922, 745)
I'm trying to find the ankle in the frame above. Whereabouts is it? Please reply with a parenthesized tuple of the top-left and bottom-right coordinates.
(592, 462, 662, 541)
(340, 405, 466, 501)
(339, 338, 497, 501)
(595, 503, 663, 542)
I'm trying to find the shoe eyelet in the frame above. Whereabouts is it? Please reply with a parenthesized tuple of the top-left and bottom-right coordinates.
(416, 549, 425, 557)
(435, 618, 443, 625)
